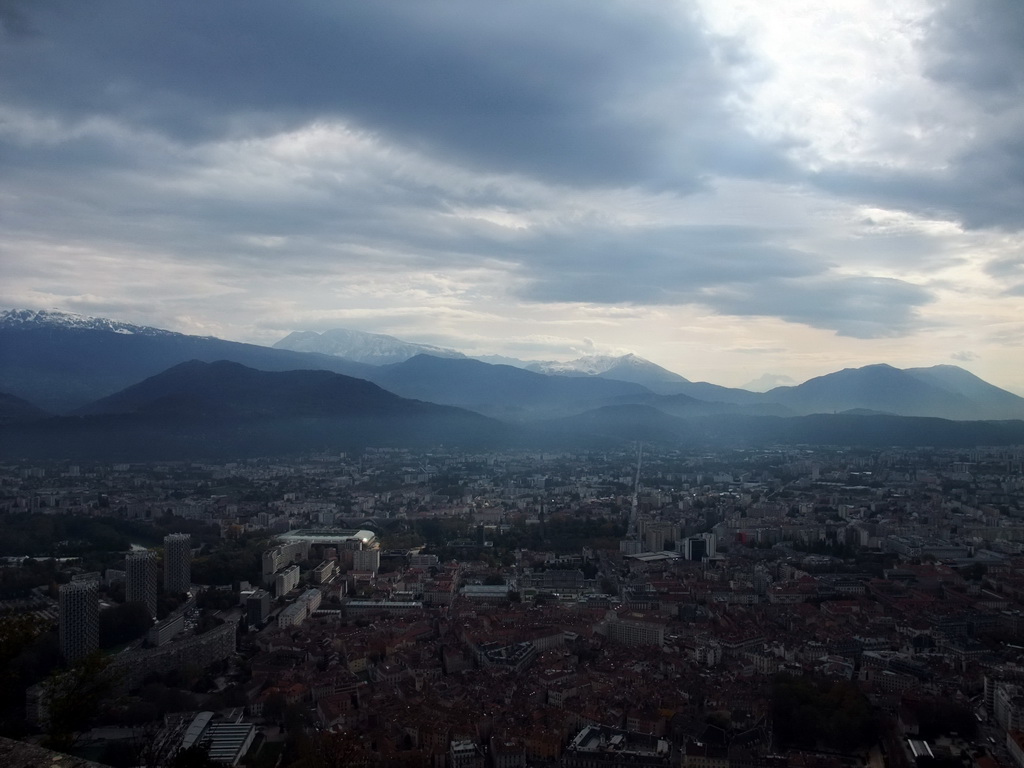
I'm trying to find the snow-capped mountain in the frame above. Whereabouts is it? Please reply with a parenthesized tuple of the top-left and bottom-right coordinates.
(526, 353, 682, 377)
(526, 353, 693, 394)
(0, 308, 375, 412)
(273, 328, 465, 365)
(526, 354, 631, 376)
(0, 308, 187, 337)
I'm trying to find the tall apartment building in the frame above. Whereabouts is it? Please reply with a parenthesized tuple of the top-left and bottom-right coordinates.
(353, 547, 381, 575)
(59, 580, 99, 663)
(275, 565, 301, 597)
(247, 589, 271, 626)
(126, 550, 158, 618)
(163, 533, 192, 593)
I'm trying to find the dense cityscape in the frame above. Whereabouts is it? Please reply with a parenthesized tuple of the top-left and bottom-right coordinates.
(3, 443, 1024, 767)
(5, 1, 1024, 767)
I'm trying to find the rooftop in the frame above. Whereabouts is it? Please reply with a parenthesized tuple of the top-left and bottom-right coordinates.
(277, 528, 376, 545)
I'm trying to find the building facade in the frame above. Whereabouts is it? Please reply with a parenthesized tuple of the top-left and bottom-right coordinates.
(353, 547, 381, 575)
(247, 589, 271, 626)
(126, 550, 158, 618)
(163, 533, 192, 593)
(59, 580, 99, 663)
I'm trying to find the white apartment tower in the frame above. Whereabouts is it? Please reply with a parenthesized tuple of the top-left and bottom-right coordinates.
(59, 580, 99, 663)
(126, 550, 158, 618)
(163, 533, 192, 593)
(353, 547, 381, 575)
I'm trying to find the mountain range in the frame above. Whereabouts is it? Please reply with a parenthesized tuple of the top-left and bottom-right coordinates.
(2, 309, 1023, 459)
(0, 309, 375, 413)
(269, 324, 1024, 419)
(2, 360, 504, 460)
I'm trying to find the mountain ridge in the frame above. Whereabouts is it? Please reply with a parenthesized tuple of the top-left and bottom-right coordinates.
(1, 360, 508, 460)
(4, 308, 1024, 422)
(0, 309, 378, 413)
(0, 308, 192, 337)
(763, 363, 1024, 420)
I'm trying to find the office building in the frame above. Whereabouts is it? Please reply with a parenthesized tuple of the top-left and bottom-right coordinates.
(59, 580, 99, 663)
(247, 589, 271, 626)
(164, 533, 192, 593)
(605, 609, 666, 648)
(684, 533, 716, 562)
(126, 550, 158, 618)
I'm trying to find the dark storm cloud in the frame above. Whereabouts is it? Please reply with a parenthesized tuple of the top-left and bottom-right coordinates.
(514, 226, 933, 338)
(813, 140, 1024, 232)
(517, 226, 817, 305)
(0, 0, 784, 189)
(705, 276, 933, 339)
(924, 0, 1024, 99)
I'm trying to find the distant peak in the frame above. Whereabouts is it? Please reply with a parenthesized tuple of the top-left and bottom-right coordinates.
(529, 353, 649, 375)
(273, 326, 465, 364)
(741, 373, 796, 392)
(0, 308, 188, 337)
(854, 363, 899, 372)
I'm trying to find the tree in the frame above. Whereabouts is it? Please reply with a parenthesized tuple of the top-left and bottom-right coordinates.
(0, 612, 47, 692)
(771, 673, 877, 751)
(170, 744, 220, 768)
(99, 602, 153, 648)
(100, 740, 141, 768)
(44, 652, 120, 751)
(263, 691, 287, 723)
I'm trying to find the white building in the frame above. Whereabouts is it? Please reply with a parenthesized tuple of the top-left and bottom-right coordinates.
(275, 565, 300, 597)
(353, 547, 381, 575)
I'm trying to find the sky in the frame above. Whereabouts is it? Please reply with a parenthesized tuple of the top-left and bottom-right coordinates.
(1, 0, 1023, 393)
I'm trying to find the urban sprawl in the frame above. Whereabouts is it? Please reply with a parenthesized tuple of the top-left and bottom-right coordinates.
(3, 444, 1024, 768)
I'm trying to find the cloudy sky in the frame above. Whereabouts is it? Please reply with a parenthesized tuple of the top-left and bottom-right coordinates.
(2, 0, 1023, 393)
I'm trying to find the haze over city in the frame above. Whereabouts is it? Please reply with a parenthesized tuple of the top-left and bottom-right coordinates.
(1, 0, 1023, 394)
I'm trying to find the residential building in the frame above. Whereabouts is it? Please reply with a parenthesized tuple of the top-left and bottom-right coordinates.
(163, 533, 191, 593)
(126, 550, 158, 619)
(59, 580, 98, 663)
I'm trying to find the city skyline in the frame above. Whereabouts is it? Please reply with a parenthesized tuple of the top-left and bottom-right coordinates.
(1, 1, 1023, 394)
